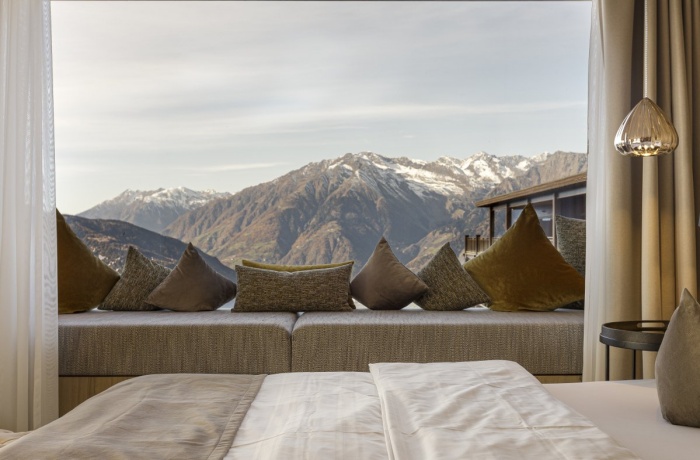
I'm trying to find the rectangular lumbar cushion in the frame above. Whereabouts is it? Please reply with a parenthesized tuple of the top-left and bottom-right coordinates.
(234, 264, 353, 312)
(241, 259, 355, 308)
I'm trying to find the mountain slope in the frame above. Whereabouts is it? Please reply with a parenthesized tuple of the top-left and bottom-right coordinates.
(163, 151, 586, 271)
(65, 215, 236, 281)
(79, 187, 231, 233)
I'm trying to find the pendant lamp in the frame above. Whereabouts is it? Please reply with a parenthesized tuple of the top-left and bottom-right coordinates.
(614, 0, 678, 157)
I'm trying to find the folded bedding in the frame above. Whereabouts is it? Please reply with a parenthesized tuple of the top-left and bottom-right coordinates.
(0, 362, 639, 460)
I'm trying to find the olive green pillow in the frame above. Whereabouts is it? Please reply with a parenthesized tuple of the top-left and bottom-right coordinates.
(234, 264, 353, 312)
(415, 243, 490, 311)
(350, 237, 428, 310)
(100, 246, 171, 311)
(242, 259, 355, 309)
(147, 243, 237, 311)
(57, 210, 120, 314)
(463, 204, 584, 312)
(656, 288, 700, 427)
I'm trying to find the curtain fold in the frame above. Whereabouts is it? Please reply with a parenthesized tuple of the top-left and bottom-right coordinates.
(0, 0, 58, 431)
(585, 0, 700, 381)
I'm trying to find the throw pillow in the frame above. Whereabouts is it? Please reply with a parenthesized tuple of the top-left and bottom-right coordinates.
(555, 215, 586, 275)
(100, 246, 171, 311)
(234, 264, 353, 312)
(463, 204, 584, 312)
(656, 288, 700, 427)
(57, 210, 120, 314)
(555, 215, 586, 310)
(242, 259, 356, 309)
(415, 243, 490, 311)
(146, 243, 237, 311)
(350, 237, 428, 310)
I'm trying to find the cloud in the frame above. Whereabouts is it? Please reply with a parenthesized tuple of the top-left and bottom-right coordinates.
(176, 162, 287, 173)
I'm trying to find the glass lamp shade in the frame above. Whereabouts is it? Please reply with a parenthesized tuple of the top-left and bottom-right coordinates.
(614, 97, 679, 157)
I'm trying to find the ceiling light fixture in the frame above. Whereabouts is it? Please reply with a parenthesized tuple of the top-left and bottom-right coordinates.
(614, 0, 678, 157)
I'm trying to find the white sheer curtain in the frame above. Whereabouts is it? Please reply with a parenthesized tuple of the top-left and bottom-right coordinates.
(0, 0, 58, 431)
(585, 0, 700, 381)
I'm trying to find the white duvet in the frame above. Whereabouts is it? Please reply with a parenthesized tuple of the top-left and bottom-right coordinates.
(227, 360, 639, 460)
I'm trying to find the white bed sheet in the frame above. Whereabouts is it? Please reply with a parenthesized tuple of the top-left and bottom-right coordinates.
(228, 363, 640, 460)
(226, 372, 388, 459)
(545, 379, 700, 460)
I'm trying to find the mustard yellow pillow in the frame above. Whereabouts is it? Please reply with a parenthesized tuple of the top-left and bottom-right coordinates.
(463, 204, 584, 312)
(242, 259, 355, 308)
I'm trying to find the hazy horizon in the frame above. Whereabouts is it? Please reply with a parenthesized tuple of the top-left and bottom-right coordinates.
(51, 1, 591, 214)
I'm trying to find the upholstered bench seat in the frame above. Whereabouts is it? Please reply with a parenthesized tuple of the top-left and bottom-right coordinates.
(291, 308, 584, 375)
(59, 310, 297, 376)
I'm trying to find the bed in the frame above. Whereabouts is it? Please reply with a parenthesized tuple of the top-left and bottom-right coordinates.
(0, 360, 696, 459)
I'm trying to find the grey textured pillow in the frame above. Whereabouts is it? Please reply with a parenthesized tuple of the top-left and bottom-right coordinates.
(555, 215, 585, 275)
(656, 288, 700, 427)
(146, 243, 236, 311)
(350, 237, 428, 310)
(415, 243, 490, 311)
(100, 246, 171, 311)
(234, 264, 353, 312)
(556, 215, 586, 310)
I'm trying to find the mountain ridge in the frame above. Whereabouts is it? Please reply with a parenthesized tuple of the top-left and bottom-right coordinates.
(160, 150, 586, 271)
(79, 187, 231, 233)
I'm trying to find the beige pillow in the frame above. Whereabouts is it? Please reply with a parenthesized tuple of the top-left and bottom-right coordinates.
(463, 204, 584, 312)
(350, 237, 428, 310)
(57, 210, 120, 314)
(415, 243, 490, 311)
(234, 264, 353, 312)
(656, 288, 700, 427)
(242, 259, 355, 309)
(147, 243, 237, 311)
(100, 246, 171, 311)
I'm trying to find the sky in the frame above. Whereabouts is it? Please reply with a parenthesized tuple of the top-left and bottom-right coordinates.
(51, 1, 591, 214)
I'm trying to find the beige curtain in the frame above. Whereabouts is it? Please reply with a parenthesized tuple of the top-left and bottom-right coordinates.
(585, 0, 700, 381)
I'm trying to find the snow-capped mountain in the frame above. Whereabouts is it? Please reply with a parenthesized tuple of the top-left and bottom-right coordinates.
(161, 151, 586, 271)
(79, 187, 231, 233)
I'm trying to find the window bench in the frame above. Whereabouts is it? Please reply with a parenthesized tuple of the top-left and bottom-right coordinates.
(58, 308, 583, 415)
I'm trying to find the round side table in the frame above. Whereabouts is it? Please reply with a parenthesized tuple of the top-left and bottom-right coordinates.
(599, 320, 668, 381)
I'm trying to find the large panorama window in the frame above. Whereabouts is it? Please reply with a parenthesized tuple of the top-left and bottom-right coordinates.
(51, 1, 591, 285)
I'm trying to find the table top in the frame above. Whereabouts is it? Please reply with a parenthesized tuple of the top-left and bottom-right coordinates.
(599, 320, 669, 351)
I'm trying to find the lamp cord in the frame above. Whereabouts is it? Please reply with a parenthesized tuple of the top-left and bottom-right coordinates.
(644, 0, 648, 99)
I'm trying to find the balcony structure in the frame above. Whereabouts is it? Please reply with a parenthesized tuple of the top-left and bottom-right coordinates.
(465, 172, 586, 258)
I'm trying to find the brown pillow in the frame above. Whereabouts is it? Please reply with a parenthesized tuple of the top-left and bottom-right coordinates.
(57, 210, 120, 314)
(415, 243, 490, 311)
(656, 288, 700, 427)
(147, 243, 237, 311)
(100, 246, 171, 311)
(463, 204, 584, 312)
(242, 259, 355, 309)
(234, 264, 353, 312)
(350, 237, 428, 310)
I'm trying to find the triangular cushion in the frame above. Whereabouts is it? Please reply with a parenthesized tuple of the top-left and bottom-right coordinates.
(463, 204, 584, 311)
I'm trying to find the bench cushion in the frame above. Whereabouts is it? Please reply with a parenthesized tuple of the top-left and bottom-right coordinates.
(291, 308, 583, 375)
(59, 310, 296, 375)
